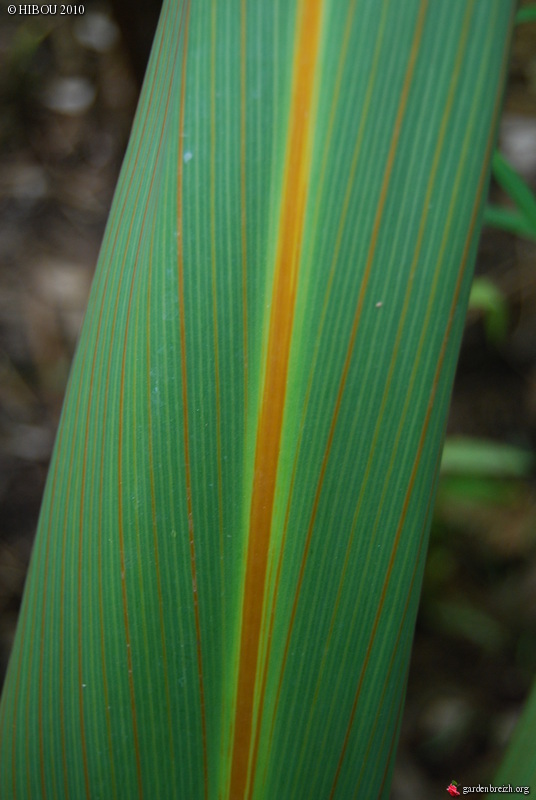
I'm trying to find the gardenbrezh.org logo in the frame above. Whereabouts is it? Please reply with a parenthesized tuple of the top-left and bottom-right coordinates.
(447, 779, 531, 795)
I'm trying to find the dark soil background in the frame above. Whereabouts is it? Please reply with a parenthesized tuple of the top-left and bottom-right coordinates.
(0, 3, 535, 797)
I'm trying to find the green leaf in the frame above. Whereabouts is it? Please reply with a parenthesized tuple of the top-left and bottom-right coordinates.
(492, 680, 536, 794)
(483, 203, 536, 240)
(516, 5, 536, 24)
(467, 277, 509, 342)
(491, 150, 536, 234)
(427, 599, 507, 653)
(441, 437, 533, 479)
(0, 1, 516, 798)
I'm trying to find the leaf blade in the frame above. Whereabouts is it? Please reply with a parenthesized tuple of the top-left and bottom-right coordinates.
(0, 1, 517, 798)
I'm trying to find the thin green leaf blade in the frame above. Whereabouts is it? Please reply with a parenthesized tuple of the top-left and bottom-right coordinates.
(516, 5, 536, 24)
(491, 681, 536, 795)
(492, 150, 536, 233)
(483, 203, 536, 240)
(441, 437, 533, 478)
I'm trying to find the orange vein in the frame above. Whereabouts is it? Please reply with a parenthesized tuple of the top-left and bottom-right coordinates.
(9, 479, 54, 799)
(76, 374, 92, 800)
(12, 564, 40, 798)
(146, 190, 177, 788)
(210, 0, 225, 608)
(240, 0, 248, 422)
(266, 0, 429, 760)
(175, 4, 209, 798)
(351, 452, 441, 798)
(117, 262, 145, 800)
(328, 22, 513, 792)
(376, 683, 408, 797)
(35, 403, 70, 798)
(209, 5, 229, 788)
(253, 6, 389, 789)
(229, 3, 324, 797)
(115, 34, 180, 800)
(113, 18, 182, 797)
(95, 7, 179, 794)
(4, 599, 28, 797)
(116, 7, 184, 790)
(292, 5, 475, 772)
(142, 3, 188, 786)
(57, 417, 78, 799)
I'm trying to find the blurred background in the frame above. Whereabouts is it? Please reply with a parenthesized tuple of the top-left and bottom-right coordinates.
(0, 2, 535, 796)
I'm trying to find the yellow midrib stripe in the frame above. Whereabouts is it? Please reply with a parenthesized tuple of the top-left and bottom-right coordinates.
(228, 2, 324, 798)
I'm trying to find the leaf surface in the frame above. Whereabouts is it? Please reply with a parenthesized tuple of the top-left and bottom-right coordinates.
(0, 1, 516, 798)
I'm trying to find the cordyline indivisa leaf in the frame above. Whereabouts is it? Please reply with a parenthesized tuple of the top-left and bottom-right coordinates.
(0, 1, 516, 798)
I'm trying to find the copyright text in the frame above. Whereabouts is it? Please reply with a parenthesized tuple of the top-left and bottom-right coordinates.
(7, 5, 85, 14)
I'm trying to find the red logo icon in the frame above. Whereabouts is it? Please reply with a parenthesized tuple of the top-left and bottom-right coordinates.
(447, 780, 460, 796)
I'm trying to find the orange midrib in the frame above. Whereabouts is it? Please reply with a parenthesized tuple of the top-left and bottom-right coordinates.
(229, 2, 324, 797)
